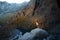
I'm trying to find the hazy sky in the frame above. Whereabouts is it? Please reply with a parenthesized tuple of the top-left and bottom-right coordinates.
(0, 0, 30, 3)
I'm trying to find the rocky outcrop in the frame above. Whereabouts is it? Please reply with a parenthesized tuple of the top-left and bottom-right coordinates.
(20, 28, 48, 40)
(29, 0, 60, 34)
(18, 0, 60, 35)
(0, 0, 60, 32)
(0, 0, 60, 40)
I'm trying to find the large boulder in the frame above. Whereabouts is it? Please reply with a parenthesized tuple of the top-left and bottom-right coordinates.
(20, 28, 48, 40)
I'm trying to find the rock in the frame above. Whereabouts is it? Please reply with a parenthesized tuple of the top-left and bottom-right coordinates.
(20, 32, 33, 40)
(30, 28, 48, 38)
(0, 0, 60, 40)
(47, 35, 55, 40)
(20, 28, 48, 40)
(0, 29, 22, 40)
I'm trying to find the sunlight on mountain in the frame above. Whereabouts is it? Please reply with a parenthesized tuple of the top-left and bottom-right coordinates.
(0, 0, 30, 3)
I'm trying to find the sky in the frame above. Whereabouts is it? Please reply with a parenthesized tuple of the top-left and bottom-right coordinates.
(0, 0, 30, 3)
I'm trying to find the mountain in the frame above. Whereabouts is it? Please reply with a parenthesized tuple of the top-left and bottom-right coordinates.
(0, 1, 28, 14)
